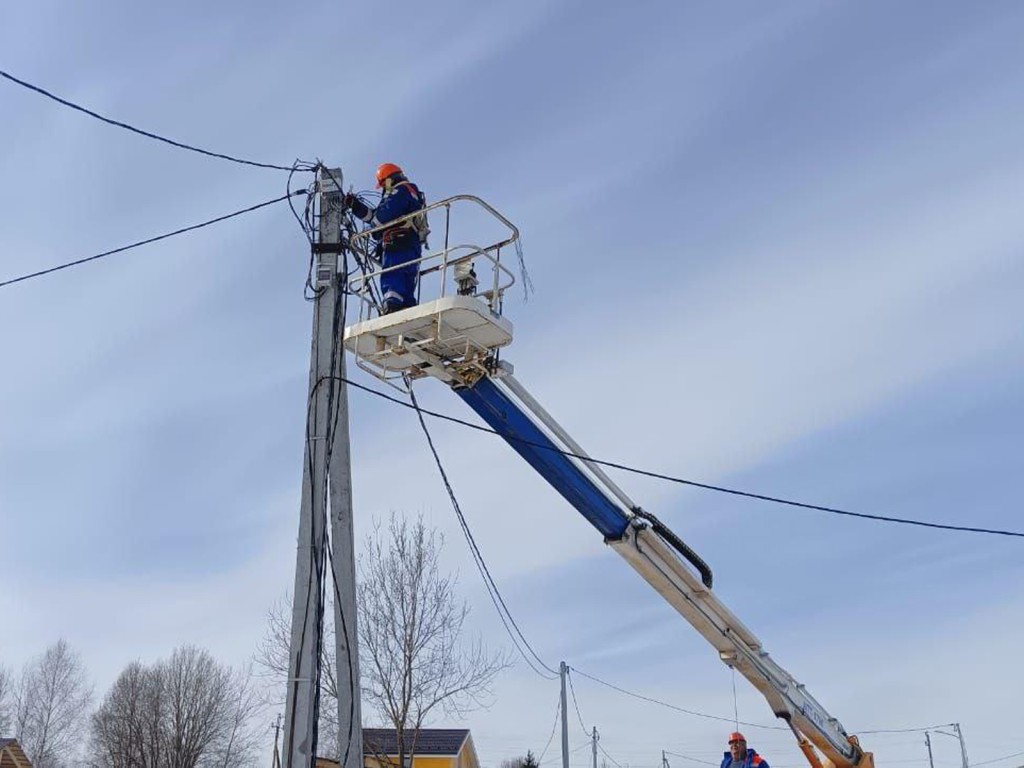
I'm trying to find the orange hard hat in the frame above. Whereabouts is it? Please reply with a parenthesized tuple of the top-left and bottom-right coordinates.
(375, 162, 403, 188)
(729, 733, 746, 744)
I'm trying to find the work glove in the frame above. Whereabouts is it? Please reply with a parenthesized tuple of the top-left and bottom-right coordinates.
(347, 195, 370, 220)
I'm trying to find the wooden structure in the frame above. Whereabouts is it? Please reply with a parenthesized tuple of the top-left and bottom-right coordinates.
(0, 739, 32, 768)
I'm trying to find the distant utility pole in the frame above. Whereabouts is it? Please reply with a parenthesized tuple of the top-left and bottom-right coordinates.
(282, 167, 362, 768)
(561, 662, 570, 768)
(952, 723, 969, 768)
(592, 727, 598, 768)
(272, 714, 283, 768)
(925, 732, 935, 768)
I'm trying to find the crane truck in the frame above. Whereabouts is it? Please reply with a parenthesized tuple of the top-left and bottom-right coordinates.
(339, 193, 874, 768)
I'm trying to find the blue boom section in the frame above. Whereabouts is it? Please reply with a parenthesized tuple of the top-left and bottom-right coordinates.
(455, 376, 631, 540)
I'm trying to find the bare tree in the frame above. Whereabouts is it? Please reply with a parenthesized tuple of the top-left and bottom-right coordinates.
(13, 639, 93, 768)
(90, 646, 262, 768)
(90, 662, 151, 768)
(256, 514, 511, 766)
(207, 662, 263, 768)
(359, 514, 511, 768)
(254, 593, 340, 753)
(0, 664, 12, 734)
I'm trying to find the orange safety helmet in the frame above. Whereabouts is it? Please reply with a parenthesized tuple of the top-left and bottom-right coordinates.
(375, 162, 404, 188)
(728, 733, 746, 745)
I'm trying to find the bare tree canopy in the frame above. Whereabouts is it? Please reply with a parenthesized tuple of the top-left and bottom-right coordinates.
(13, 639, 93, 768)
(256, 513, 511, 766)
(0, 664, 13, 734)
(255, 593, 340, 753)
(90, 645, 262, 768)
(359, 514, 512, 767)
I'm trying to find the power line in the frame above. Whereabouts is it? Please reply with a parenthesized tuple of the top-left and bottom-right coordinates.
(1, 68, 308, 172)
(407, 381, 558, 680)
(338, 375, 1024, 539)
(0, 190, 304, 289)
(598, 741, 618, 768)
(569, 667, 786, 731)
(538, 696, 563, 765)
(971, 751, 1024, 767)
(663, 750, 718, 767)
(859, 725, 954, 734)
(566, 668, 591, 737)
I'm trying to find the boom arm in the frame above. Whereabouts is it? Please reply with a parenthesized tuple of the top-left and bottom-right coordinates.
(454, 371, 873, 768)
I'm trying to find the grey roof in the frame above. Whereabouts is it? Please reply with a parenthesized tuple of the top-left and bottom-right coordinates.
(362, 729, 470, 757)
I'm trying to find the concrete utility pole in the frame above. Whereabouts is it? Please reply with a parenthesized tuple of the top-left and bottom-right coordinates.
(925, 732, 935, 768)
(592, 727, 598, 768)
(283, 167, 361, 768)
(561, 662, 570, 768)
(952, 723, 969, 768)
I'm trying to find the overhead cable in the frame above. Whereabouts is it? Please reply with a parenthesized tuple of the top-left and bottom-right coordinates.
(858, 725, 954, 734)
(538, 695, 563, 764)
(407, 382, 558, 680)
(1, 68, 307, 172)
(0, 190, 304, 289)
(971, 750, 1024, 766)
(569, 666, 786, 731)
(339, 376, 1024, 539)
(597, 741, 624, 768)
(566, 668, 592, 736)
(663, 751, 718, 767)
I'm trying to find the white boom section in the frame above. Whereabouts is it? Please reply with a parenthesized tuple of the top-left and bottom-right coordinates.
(499, 374, 864, 768)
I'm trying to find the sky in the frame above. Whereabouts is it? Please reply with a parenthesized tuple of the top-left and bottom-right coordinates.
(2, 1, 1024, 767)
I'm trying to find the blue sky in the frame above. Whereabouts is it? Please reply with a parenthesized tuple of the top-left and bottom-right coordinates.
(3, 2, 1024, 767)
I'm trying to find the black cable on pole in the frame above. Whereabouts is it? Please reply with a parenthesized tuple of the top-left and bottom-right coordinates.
(0, 190, 305, 289)
(569, 667, 787, 731)
(0, 68, 307, 172)
(338, 376, 1024, 540)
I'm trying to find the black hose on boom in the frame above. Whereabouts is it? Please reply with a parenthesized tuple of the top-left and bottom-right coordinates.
(631, 506, 714, 589)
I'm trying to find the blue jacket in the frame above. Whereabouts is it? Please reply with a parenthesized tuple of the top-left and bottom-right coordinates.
(721, 749, 768, 768)
(351, 180, 425, 251)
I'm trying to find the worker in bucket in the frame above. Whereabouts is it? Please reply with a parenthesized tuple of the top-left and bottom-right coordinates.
(346, 163, 428, 315)
(721, 732, 769, 768)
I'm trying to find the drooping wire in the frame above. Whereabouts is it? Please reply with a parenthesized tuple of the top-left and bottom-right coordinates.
(0, 190, 305, 289)
(663, 751, 718, 767)
(538, 695, 563, 765)
(858, 724, 954, 735)
(321, 245, 360, 768)
(596, 740, 623, 768)
(407, 382, 558, 680)
(970, 749, 1024, 766)
(570, 667, 787, 731)
(566, 668, 591, 737)
(0, 68, 308, 172)
(337, 376, 1024, 540)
